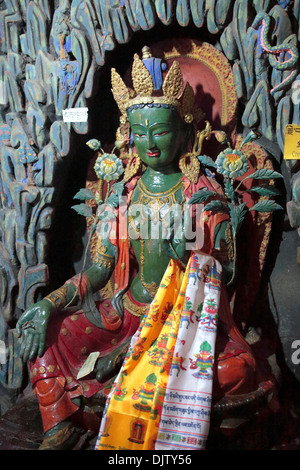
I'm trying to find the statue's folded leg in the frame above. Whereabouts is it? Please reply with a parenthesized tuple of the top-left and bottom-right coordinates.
(33, 376, 80, 433)
(215, 333, 257, 396)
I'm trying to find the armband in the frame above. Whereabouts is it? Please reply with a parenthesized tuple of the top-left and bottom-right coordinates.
(94, 239, 115, 269)
(44, 285, 68, 310)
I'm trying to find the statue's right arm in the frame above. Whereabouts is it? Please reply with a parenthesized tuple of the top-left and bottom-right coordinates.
(16, 229, 116, 362)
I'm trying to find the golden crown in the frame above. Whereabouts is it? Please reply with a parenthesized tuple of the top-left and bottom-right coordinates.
(111, 46, 200, 125)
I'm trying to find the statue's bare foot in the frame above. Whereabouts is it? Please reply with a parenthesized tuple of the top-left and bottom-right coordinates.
(39, 421, 85, 450)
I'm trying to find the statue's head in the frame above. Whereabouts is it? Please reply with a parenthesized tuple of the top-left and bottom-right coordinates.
(127, 104, 187, 170)
(111, 47, 199, 173)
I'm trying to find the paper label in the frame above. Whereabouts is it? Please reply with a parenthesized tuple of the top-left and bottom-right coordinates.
(0, 340, 6, 364)
(284, 124, 300, 160)
(0, 80, 7, 105)
(63, 107, 88, 123)
(77, 351, 100, 380)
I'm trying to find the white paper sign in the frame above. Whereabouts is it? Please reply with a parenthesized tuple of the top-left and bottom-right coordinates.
(0, 340, 6, 364)
(0, 80, 8, 106)
(63, 107, 88, 123)
(77, 351, 100, 379)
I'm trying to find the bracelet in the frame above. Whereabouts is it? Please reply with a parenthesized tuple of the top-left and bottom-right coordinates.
(94, 238, 115, 269)
(123, 292, 149, 318)
(44, 285, 68, 310)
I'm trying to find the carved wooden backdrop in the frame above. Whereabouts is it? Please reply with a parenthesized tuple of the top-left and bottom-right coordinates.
(0, 0, 299, 413)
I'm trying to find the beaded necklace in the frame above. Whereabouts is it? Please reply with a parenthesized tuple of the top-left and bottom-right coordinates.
(128, 177, 185, 297)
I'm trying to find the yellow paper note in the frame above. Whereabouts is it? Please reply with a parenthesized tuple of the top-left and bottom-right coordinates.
(284, 124, 300, 160)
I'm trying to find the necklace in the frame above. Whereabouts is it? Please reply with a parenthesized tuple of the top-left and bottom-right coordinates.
(128, 177, 185, 298)
(138, 176, 184, 203)
(128, 176, 184, 238)
(130, 177, 184, 226)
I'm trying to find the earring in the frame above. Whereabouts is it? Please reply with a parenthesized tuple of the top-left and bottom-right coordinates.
(179, 152, 200, 183)
(124, 152, 142, 182)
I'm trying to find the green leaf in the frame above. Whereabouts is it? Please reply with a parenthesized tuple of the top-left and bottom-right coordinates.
(97, 201, 117, 221)
(248, 186, 281, 197)
(249, 200, 283, 212)
(95, 195, 103, 205)
(204, 200, 228, 212)
(97, 210, 116, 222)
(73, 188, 95, 201)
(229, 202, 248, 236)
(243, 169, 283, 181)
(224, 179, 235, 201)
(106, 192, 121, 208)
(197, 155, 217, 168)
(71, 203, 94, 218)
(188, 189, 217, 205)
(240, 130, 261, 148)
(111, 181, 125, 197)
(86, 138, 101, 150)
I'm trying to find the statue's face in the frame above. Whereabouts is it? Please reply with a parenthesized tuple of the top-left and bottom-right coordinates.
(128, 106, 186, 170)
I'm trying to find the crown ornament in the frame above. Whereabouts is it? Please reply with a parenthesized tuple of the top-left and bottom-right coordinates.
(111, 46, 200, 125)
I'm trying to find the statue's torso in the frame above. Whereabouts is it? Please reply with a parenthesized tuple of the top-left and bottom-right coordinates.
(128, 173, 186, 304)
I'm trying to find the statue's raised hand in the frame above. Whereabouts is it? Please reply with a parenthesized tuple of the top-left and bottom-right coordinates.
(16, 299, 54, 362)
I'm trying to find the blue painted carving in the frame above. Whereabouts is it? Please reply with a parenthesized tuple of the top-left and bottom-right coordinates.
(57, 58, 79, 96)
(142, 48, 167, 90)
(17, 143, 38, 184)
(52, 1, 80, 96)
(253, 10, 298, 97)
(0, 124, 10, 144)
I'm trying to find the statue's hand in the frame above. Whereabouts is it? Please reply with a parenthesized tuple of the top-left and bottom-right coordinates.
(16, 299, 54, 362)
(94, 355, 118, 383)
(163, 208, 187, 260)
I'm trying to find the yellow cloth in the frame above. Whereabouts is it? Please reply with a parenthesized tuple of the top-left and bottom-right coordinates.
(97, 258, 190, 450)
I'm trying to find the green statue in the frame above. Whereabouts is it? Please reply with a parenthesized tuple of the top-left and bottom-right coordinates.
(16, 48, 261, 450)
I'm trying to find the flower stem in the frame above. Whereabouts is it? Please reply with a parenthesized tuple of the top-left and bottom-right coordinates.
(227, 234, 237, 286)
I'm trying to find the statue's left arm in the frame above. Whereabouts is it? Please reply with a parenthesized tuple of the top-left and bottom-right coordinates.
(16, 224, 117, 362)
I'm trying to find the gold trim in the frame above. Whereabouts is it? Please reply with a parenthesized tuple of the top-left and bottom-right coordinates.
(140, 239, 159, 297)
(128, 95, 180, 109)
(123, 292, 149, 318)
(44, 285, 68, 309)
(128, 177, 184, 297)
(94, 238, 115, 269)
(128, 177, 184, 232)
(179, 153, 200, 183)
(124, 152, 142, 182)
(163, 40, 237, 128)
(138, 177, 183, 199)
(94, 255, 115, 269)
(111, 51, 195, 122)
